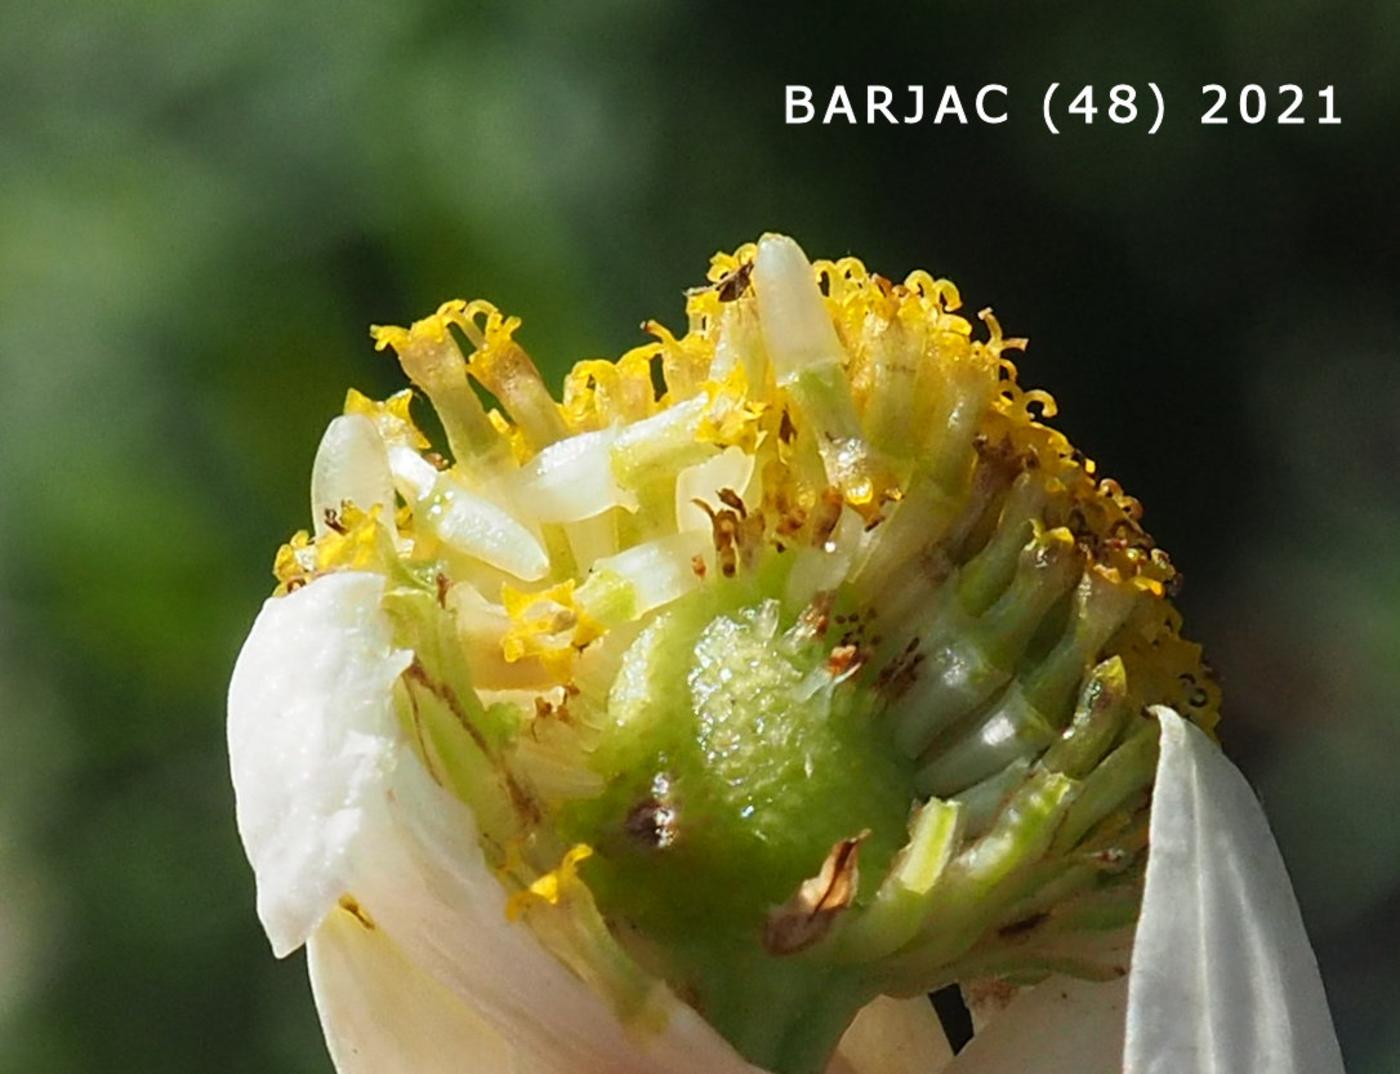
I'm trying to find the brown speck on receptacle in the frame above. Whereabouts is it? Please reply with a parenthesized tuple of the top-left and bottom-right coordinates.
(811, 487, 843, 547)
(997, 912, 1048, 940)
(964, 977, 1019, 1021)
(338, 895, 376, 930)
(624, 794, 678, 849)
(778, 409, 797, 444)
(797, 591, 835, 639)
(826, 644, 865, 681)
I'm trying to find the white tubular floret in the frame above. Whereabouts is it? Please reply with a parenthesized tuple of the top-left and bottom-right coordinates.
(753, 234, 844, 382)
(419, 473, 550, 581)
(515, 426, 638, 523)
(577, 530, 711, 623)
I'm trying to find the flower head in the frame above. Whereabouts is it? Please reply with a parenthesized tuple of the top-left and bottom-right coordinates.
(230, 235, 1341, 1074)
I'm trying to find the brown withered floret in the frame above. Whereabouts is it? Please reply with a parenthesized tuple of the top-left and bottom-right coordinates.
(796, 592, 835, 639)
(715, 260, 754, 303)
(825, 644, 865, 681)
(764, 833, 867, 956)
(810, 487, 844, 548)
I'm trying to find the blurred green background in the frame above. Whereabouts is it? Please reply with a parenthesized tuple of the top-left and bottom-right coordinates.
(2, 2, 1397, 1071)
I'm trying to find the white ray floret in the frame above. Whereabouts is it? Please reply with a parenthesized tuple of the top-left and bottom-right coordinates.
(229, 573, 767, 1074)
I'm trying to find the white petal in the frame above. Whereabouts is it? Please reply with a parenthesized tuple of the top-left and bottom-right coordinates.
(945, 975, 1128, 1074)
(311, 415, 396, 536)
(942, 937, 1133, 1072)
(228, 571, 411, 956)
(232, 572, 762, 1074)
(1125, 708, 1345, 1074)
(828, 995, 954, 1074)
(308, 905, 519, 1074)
(325, 721, 760, 1074)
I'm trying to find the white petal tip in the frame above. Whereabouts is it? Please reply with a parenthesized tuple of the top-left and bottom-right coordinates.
(311, 414, 395, 535)
(228, 572, 409, 956)
(1126, 708, 1345, 1074)
(753, 233, 842, 380)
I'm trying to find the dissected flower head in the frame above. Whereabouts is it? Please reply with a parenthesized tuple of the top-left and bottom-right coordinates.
(231, 235, 1340, 1074)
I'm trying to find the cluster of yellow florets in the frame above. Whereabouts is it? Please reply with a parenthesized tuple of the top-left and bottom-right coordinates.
(272, 240, 1219, 730)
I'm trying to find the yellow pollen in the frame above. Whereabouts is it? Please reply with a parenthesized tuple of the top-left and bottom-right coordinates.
(505, 844, 595, 921)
